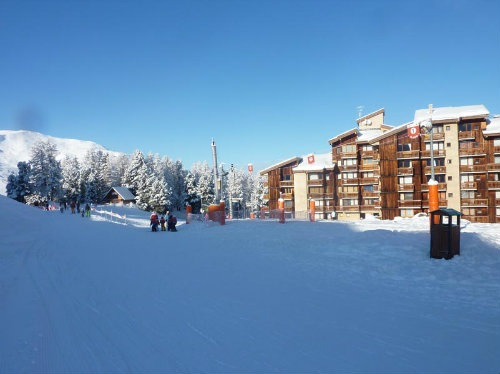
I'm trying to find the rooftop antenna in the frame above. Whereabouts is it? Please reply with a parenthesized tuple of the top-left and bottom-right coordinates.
(211, 138, 219, 203)
(357, 106, 364, 118)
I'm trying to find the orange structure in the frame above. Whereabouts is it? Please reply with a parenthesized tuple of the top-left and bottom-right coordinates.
(428, 181, 439, 224)
(309, 200, 315, 222)
(186, 205, 192, 224)
(219, 201, 225, 225)
(278, 198, 285, 224)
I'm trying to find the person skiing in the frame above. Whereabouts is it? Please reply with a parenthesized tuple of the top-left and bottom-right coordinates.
(85, 204, 91, 217)
(160, 216, 166, 231)
(70, 201, 75, 214)
(150, 213, 159, 232)
(167, 215, 177, 232)
(76, 201, 80, 213)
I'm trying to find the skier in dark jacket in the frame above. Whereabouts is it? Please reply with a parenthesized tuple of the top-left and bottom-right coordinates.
(76, 201, 81, 213)
(160, 216, 166, 231)
(167, 215, 177, 232)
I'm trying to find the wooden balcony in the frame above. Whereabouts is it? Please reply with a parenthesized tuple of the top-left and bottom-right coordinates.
(340, 164, 358, 171)
(423, 133, 445, 141)
(341, 178, 359, 185)
(487, 181, 500, 189)
(307, 179, 324, 186)
(397, 167, 413, 175)
(359, 164, 379, 171)
(280, 180, 294, 187)
(497, 217, 500, 223)
(309, 193, 332, 199)
(421, 150, 446, 158)
(461, 182, 477, 189)
(281, 193, 293, 200)
(422, 200, 448, 208)
(464, 216, 489, 223)
(461, 198, 488, 207)
(359, 177, 379, 185)
(487, 163, 500, 171)
(360, 204, 381, 210)
(362, 191, 380, 198)
(396, 150, 420, 159)
(421, 183, 447, 191)
(459, 164, 488, 173)
(398, 200, 422, 207)
(338, 191, 359, 198)
(340, 151, 358, 158)
(424, 166, 446, 174)
(459, 148, 484, 156)
(336, 205, 360, 212)
(458, 130, 475, 139)
(496, 199, 500, 206)
(398, 184, 415, 191)
(494, 146, 500, 153)
(360, 150, 378, 158)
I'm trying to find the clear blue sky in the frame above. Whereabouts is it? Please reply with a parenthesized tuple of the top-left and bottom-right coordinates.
(1, 0, 499, 171)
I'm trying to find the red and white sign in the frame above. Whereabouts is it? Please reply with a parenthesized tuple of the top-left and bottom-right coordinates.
(307, 154, 315, 164)
(407, 125, 420, 138)
(248, 163, 253, 173)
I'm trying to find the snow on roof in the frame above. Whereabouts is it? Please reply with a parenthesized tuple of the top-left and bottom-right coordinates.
(328, 128, 358, 144)
(110, 186, 135, 201)
(484, 116, 500, 136)
(356, 129, 385, 143)
(414, 105, 489, 125)
(293, 153, 335, 172)
(368, 122, 413, 144)
(259, 156, 301, 175)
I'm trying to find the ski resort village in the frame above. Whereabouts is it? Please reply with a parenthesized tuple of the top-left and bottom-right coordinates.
(1, 1, 499, 373)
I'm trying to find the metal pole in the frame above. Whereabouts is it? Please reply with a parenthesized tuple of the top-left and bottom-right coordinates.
(430, 129, 435, 181)
(229, 164, 234, 219)
(211, 139, 219, 203)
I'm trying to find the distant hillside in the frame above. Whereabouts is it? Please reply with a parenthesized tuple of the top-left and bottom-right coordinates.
(0, 129, 125, 194)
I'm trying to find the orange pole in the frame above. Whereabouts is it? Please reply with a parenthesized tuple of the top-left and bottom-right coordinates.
(278, 198, 285, 224)
(250, 212, 255, 219)
(186, 205, 192, 224)
(309, 200, 315, 222)
(429, 181, 439, 225)
(260, 206, 265, 219)
(219, 201, 225, 225)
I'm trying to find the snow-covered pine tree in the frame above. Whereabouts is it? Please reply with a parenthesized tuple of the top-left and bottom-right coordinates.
(184, 171, 201, 212)
(6, 174, 19, 201)
(61, 156, 81, 202)
(148, 175, 171, 213)
(123, 150, 147, 194)
(134, 162, 152, 210)
(113, 154, 130, 186)
(16, 161, 32, 203)
(28, 140, 62, 204)
(195, 161, 215, 207)
(164, 158, 186, 211)
(248, 173, 265, 211)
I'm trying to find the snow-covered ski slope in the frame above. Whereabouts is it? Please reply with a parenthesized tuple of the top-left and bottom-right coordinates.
(1, 196, 499, 373)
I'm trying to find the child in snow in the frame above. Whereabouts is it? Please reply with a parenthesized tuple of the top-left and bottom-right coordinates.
(167, 215, 177, 232)
(150, 213, 159, 232)
(85, 204, 91, 217)
(160, 216, 166, 231)
(70, 201, 75, 214)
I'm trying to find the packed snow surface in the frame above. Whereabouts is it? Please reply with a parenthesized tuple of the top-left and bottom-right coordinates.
(1, 196, 499, 373)
(414, 104, 489, 124)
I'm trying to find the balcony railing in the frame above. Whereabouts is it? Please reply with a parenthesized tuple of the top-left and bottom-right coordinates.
(461, 198, 488, 207)
(336, 205, 360, 212)
(398, 200, 422, 207)
(338, 191, 359, 198)
(340, 151, 358, 158)
(280, 180, 294, 187)
(396, 150, 420, 159)
(422, 199, 448, 208)
(340, 164, 358, 171)
(424, 166, 446, 174)
(423, 133, 445, 141)
(398, 184, 414, 191)
(308, 193, 333, 199)
(464, 216, 489, 223)
(458, 130, 475, 139)
(341, 178, 359, 185)
(421, 183, 447, 191)
(397, 167, 413, 175)
(362, 191, 380, 198)
(359, 177, 379, 185)
(496, 199, 500, 206)
(307, 179, 324, 186)
(360, 150, 378, 158)
(461, 182, 477, 189)
(494, 146, 500, 153)
(459, 164, 488, 173)
(459, 148, 484, 156)
(487, 163, 500, 171)
(421, 150, 446, 158)
(360, 204, 381, 210)
(487, 181, 500, 189)
(281, 193, 293, 200)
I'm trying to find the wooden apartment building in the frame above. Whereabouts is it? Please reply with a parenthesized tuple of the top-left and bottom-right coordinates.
(260, 105, 500, 223)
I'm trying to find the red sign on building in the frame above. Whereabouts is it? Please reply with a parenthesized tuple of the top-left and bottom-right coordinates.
(248, 164, 253, 173)
(407, 125, 420, 138)
(307, 155, 315, 164)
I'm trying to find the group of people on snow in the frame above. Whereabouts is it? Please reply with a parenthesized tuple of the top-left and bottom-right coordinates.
(57, 201, 91, 217)
(150, 212, 177, 232)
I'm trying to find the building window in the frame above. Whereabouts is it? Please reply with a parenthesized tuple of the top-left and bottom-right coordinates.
(284, 200, 293, 208)
(398, 176, 412, 184)
(426, 158, 444, 166)
(397, 143, 411, 152)
(425, 142, 444, 150)
(446, 126, 451, 131)
(447, 159, 452, 164)
(448, 193, 453, 198)
(342, 186, 358, 193)
(495, 155, 500, 164)
(461, 191, 474, 198)
(343, 172, 358, 179)
(342, 144, 356, 153)
(494, 139, 500, 147)
(399, 192, 414, 201)
(460, 157, 473, 166)
(325, 174, 331, 180)
(343, 158, 357, 166)
(400, 209, 414, 218)
(362, 171, 374, 178)
(448, 176, 452, 181)
(308, 173, 322, 181)
(363, 158, 374, 165)
(496, 207, 500, 216)
(282, 174, 291, 181)
(398, 160, 412, 168)
(309, 187, 323, 194)
(364, 198, 376, 205)
(427, 174, 445, 183)
(342, 199, 358, 206)
(446, 143, 451, 147)
(432, 125, 444, 133)
(496, 191, 500, 199)
(463, 208, 475, 216)
(361, 144, 373, 151)
(364, 185, 374, 192)
(461, 175, 474, 182)
(458, 123, 473, 132)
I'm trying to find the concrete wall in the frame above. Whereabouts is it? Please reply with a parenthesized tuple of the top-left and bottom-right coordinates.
(359, 112, 384, 131)
(293, 172, 308, 212)
(444, 122, 461, 210)
(337, 212, 361, 221)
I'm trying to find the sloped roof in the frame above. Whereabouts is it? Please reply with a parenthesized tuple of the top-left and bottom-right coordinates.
(414, 105, 489, 125)
(368, 122, 412, 144)
(357, 129, 386, 143)
(328, 128, 358, 145)
(484, 116, 500, 136)
(108, 186, 135, 201)
(356, 108, 385, 124)
(293, 153, 336, 172)
(259, 156, 301, 175)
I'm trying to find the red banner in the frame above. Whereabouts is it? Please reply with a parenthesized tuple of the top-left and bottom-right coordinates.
(248, 164, 253, 173)
(307, 155, 315, 164)
(407, 125, 420, 138)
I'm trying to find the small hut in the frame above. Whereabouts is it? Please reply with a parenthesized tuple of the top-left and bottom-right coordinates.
(102, 186, 136, 205)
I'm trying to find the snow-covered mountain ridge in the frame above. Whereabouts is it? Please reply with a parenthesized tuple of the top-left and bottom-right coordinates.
(0, 129, 125, 194)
